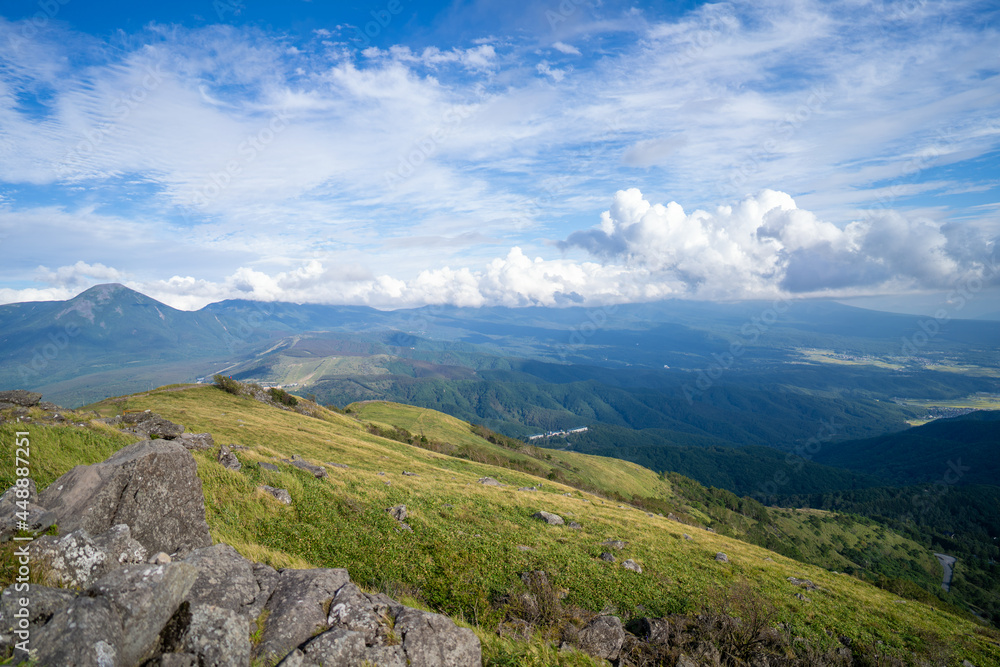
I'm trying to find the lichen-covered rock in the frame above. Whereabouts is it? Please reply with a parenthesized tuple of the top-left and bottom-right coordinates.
(256, 568, 351, 663)
(37, 439, 212, 556)
(261, 485, 292, 504)
(715, 552, 729, 563)
(29, 524, 147, 588)
(395, 606, 482, 666)
(87, 562, 199, 666)
(532, 511, 564, 525)
(218, 444, 241, 471)
(26, 595, 123, 667)
(577, 615, 624, 661)
(181, 543, 272, 624)
(177, 432, 215, 451)
(179, 604, 250, 667)
(623, 559, 642, 573)
(111, 411, 186, 439)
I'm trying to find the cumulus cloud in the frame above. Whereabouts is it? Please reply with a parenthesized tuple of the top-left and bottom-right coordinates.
(37, 261, 125, 288)
(562, 189, 991, 297)
(4, 189, 995, 311)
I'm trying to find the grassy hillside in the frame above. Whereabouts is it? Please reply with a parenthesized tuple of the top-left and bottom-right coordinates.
(2, 386, 997, 665)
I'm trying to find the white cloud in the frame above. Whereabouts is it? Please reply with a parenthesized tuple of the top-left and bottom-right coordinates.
(0, 3, 998, 309)
(551, 41, 581, 56)
(6, 189, 992, 311)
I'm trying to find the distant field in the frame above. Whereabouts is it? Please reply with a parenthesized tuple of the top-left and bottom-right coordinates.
(796, 348, 904, 370)
(895, 394, 1000, 425)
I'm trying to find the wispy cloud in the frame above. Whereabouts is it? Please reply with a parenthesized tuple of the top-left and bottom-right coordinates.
(0, 1, 997, 308)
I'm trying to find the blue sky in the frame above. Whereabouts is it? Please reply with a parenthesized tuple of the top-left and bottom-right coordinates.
(0, 0, 998, 310)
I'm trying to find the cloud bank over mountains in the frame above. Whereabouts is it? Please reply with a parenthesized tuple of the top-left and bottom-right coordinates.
(5, 189, 994, 310)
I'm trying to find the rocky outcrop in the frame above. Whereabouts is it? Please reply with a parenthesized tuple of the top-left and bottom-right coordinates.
(277, 582, 482, 667)
(0, 435, 482, 667)
(105, 411, 186, 439)
(176, 432, 215, 451)
(0, 390, 42, 407)
(37, 439, 213, 557)
(576, 615, 624, 662)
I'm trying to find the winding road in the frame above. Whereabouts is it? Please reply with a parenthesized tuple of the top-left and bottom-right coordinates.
(934, 553, 957, 592)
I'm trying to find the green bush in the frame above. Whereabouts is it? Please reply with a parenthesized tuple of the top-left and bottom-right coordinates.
(268, 387, 298, 406)
(213, 374, 243, 395)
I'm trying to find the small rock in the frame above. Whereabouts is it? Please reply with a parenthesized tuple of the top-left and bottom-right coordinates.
(601, 540, 626, 550)
(177, 432, 215, 451)
(600, 552, 616, 562)
(288, 458, 328, 478)
(532, 511, 564, 525)
(623, 559, 642, 573)
(401, 471, 418, 477)
(150, 552, 172, 565)
(795, 593, 810, 602)
(715, 552, 729, 563)
(682, 534, 692, 540)
(787, 577, 818, 591)
(518, 486, 538, 492)
(568, 521, 582, 529)
(387, 505, 408, 522)
(259, 462, 280, 472)
(218, 444, 241, 471)
(478, 477, 503, 486)
(261, 485, 292, 505)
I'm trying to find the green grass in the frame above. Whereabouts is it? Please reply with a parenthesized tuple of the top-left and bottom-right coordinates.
(2, 386, 996, 665)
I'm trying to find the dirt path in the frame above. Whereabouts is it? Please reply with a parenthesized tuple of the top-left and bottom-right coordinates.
(934, 553, 957, 592)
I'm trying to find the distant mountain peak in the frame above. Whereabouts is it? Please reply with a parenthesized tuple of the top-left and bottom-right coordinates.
(56, 283, 168, 323)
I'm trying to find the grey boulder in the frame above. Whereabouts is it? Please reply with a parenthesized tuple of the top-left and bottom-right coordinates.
(532, 511, 564, 525)
(37, 439, 212, 556)
(255, 568, 351, 663)
(577, 615, 625, 661)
